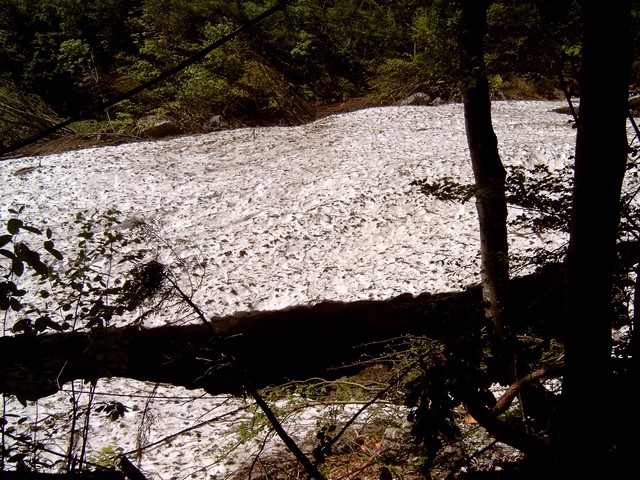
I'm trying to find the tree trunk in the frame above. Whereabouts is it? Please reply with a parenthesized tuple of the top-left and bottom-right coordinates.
(456, 2, 565, 457)
(459, 0, 514, 384)
(0, 269, 564, 402)
(561, 0, 632, 476)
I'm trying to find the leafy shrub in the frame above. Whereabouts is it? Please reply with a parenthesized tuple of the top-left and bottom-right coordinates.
(1, 207, 150, 335)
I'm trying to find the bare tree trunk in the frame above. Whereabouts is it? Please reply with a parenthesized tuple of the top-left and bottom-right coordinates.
(459, 0, 514, 385)
(561, 0, 632, 476)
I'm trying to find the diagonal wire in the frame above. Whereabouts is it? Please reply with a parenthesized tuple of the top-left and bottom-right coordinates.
(0, 0, 293, 158)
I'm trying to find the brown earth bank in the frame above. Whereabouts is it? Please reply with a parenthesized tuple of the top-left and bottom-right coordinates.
(2, 97, 391, 159)
(4, 86, 568, 160)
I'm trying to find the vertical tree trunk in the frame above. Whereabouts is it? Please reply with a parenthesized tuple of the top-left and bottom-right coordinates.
(459, 0, 514, 384)
(457, 1, 554, 460)
(562, 0, 631, 476)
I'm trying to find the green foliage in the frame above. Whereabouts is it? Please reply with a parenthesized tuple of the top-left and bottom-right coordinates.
(0, 81, 66, 148)
(506, 163, 574, 233)
(369, 58, 423, 100)
(94, 401, 129, 421)
(0, 0, 606, 142)
(412, 162, 577, 234)
(412, 163, 577, 272)
(88, 445, 121, 469)
(56, 39, 93, 79)
(367, 2, 461, 100)
(56, 209, 148, 330)
(1, 207, 151, 335)
(0, 0, 136, 114)
(1, 206, 59, 322)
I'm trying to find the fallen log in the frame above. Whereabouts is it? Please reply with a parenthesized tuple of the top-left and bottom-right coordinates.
(0, 265, 564, 401)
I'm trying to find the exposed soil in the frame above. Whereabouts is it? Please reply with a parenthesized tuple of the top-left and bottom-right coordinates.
(312, 96, 391, 119)
(5, 87, 569, 160)
(4, 97, 391, 160)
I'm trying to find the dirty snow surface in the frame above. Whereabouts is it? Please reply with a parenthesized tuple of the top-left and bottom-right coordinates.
(1, 101, 576, 478)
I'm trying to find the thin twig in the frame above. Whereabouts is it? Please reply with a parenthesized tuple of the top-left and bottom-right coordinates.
(168, 277, 327, 480)
(443, 439, 500, 480)
(307, 360, 419, 479)
(119, 405, 248, 458)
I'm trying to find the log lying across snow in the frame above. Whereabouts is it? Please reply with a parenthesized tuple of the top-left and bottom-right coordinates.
(0, 266, 564, 401)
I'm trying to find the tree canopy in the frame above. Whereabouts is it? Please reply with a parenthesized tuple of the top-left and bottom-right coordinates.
(2, 0, 620, 154)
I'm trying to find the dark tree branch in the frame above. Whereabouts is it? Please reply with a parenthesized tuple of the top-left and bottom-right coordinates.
(492, 359, 564, 416)
(462, 387, 550, 458)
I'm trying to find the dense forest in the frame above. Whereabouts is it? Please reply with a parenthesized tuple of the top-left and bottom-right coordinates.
(3, 0, 635, 153)
(2, 1, 640, 479)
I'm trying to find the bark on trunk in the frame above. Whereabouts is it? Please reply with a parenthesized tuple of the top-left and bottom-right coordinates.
(459, 0, 513, 384)
(561, 0, 632, 476)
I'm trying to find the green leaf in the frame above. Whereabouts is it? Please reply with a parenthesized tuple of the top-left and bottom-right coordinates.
(11, 260, 24, 277)
(13, 242, 30, 260)
(44, 241, 63, 260)
(22, 225, 42, 235)
(22, 249, 49, 276)
(12, 318, 32, 333)
(35, 315, 64, 332)
(0, 249, 16, 260)
(13, 287, 27, 297)
(9, 298, 23, 312)
(7, 218, 23, 234)
(0, 235, 12, 248)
